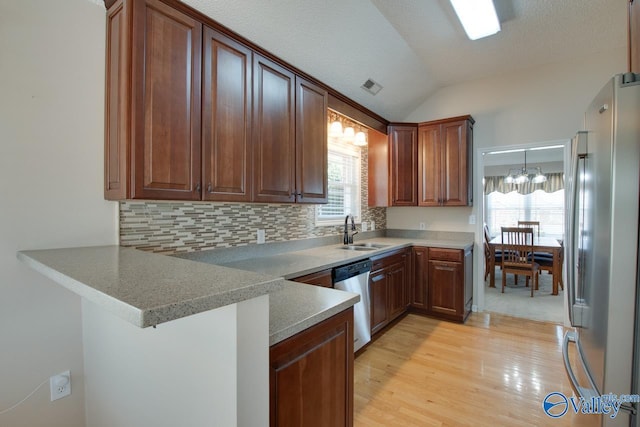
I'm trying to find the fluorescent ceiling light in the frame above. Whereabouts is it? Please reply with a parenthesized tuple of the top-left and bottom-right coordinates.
(450, 0, 501, 40)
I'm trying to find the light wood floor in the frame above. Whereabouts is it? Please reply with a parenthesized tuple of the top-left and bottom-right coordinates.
(354, 313, 599, 427)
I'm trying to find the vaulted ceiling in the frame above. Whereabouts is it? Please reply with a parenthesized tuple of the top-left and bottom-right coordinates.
(183, 0, 628, 121)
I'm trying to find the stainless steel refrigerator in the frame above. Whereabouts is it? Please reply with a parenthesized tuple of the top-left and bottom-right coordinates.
(563, 73, 640, 426)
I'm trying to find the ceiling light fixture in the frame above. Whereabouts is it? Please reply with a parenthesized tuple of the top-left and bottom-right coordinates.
(450, 0, 501, 40)
(504, 151, 547, 185)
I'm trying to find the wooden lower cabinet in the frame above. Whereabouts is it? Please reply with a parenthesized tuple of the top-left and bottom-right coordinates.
(411, 247, 428, 310)
(369, 248, 411, 335)
(369, 269, 389, 335)
(270, 307, 354, 427)
(412, 246, 473, 322)
(291, 268, 333, 288)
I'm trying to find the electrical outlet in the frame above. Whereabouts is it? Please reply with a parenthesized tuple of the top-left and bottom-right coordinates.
(370, 221, 375, 231)
(419, 222, 426, 230)
(50, 371, 71, 401)
(468, 214, 476, 225)
(361, 222, 368, 232)
(257, 229, 265, 244)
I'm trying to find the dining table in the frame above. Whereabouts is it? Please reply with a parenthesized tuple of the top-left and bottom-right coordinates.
(487, 235, 563, 295)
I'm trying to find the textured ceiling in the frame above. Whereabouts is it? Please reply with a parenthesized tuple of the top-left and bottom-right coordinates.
(183, 0, 627, 121)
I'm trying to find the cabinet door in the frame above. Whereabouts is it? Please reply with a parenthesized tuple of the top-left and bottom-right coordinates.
(387, 261, 407, 321)
(440, 120, 469, 206)
(411, 247, 428, 310)
(369, 269, 389, 335)
(202, 27, 252, 201)
(295, 77, 328, 203)
(270, 308, 353, 427)
(417, 124, 441, 206)
(428, 259, 462, 317)
(105, 0, 129, 200)
(253, 54, 296, 202)
(389, 125, 417, 206)
(131, 0, 202, 200)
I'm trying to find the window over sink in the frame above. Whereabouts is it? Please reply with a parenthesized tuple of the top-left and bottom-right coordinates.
(315, 139, 361, 226)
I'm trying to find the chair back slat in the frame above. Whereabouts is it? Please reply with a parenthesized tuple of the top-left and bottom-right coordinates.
(517, 220, 540, 238)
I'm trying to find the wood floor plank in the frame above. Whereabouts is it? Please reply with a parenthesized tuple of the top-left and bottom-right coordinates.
(354, 313, 600, 427)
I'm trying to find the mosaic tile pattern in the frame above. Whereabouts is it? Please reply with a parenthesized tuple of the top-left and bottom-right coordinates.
(120, 146, 387, 254)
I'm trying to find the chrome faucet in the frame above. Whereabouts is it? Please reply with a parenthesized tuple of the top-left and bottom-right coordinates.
(343, 215, 358, 245)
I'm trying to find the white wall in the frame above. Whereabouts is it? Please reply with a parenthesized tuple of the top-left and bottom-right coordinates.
(388, 48, 626, 233)
(82, 295, 269, 427)
(0, 1, 116, 425)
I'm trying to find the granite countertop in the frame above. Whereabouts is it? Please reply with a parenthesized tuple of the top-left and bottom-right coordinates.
(17, 246, 284, 328)
(217, 237, 473, 279)
(269, 281, 359, 345)
(17, 233, 473, 346)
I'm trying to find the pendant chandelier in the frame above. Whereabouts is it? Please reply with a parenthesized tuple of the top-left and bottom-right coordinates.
(503, 151, 547, 184)
(328, 109, 368, 146)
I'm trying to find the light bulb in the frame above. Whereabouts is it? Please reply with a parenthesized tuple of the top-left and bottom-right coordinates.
(354, 131, 367, 146)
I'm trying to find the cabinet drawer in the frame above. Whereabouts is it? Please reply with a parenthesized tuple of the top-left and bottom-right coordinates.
(291, 269, 333, 288)
(428, 248, 462, 262)
(371, 248, 408, 272)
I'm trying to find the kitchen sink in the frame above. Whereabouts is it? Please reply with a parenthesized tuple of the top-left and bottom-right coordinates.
(338, 243, 390, 251)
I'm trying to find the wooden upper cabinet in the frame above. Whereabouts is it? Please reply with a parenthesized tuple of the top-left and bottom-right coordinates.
(418, 116, 473, 207)
(367, 130, 390, 207)
(104, 0, 327, 204)
(132, 0, 202, 200)
(417, 125, 440, 206)
(202, 27, 252, 202)
(295, 77, 328, 204)
(389, 125, 418, 206)
(631, 0, 640, 73)
(252, 54, 296, 203)
(105, 0, 129, 200)
(105, 0, 202, 200)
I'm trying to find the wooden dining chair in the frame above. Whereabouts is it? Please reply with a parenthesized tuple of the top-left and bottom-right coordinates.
(484, 223, 504, 281)
(518, 220, 557, 288)
(500, 227, 539, 297)
(517, 220, 540, 237)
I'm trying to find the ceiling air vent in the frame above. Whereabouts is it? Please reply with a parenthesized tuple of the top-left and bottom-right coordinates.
(361, 78, 383, 96)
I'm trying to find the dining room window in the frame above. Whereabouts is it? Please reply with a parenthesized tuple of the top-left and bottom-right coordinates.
(484, 172, 564, 239)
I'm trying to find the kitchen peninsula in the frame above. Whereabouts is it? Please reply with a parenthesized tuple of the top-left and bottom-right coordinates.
(17, 245, 359, 427)
(17, 232, 471, 426)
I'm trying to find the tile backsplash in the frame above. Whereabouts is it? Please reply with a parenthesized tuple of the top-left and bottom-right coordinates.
(120, 201, 386, 254)
(120, 145, 386, 254)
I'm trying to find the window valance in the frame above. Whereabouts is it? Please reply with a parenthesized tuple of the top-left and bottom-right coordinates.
(483, 172, 564, 195)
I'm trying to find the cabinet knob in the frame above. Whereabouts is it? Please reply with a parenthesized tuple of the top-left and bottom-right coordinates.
(195, 183, 201, 193)
(207, 183, 213, 193)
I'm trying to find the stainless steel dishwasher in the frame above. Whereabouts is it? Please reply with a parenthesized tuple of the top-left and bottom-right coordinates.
(333, 259, 372, 352)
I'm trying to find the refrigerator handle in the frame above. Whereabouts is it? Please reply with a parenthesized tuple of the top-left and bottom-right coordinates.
(565, 135, 580, 325)
(562, 331, 598, 400)
(562, 331, 581, 395)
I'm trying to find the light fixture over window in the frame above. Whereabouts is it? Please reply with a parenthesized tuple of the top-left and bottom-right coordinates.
(450, 0, 501, 40)
(504, 151, 547, 185)
(327, 109, 368, 147)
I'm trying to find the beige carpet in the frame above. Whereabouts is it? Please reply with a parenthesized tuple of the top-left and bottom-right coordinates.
(484, 268, 565, 324)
